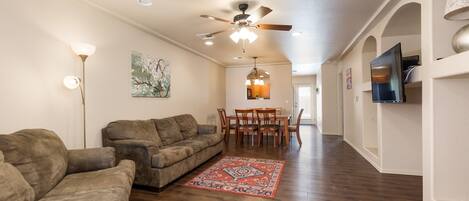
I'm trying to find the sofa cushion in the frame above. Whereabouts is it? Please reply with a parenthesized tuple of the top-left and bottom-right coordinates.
(151, 146, 194, 168)
(40, 160, 135, 201)
(105, 120, 162, 147)
(0, 129, 68, 199)
(153, 118, 184, 145)
(171, 138, 209, 153)
(173, 114, 198, 139)
(192, 133, 224, 147)
(0, 151, 35, 201)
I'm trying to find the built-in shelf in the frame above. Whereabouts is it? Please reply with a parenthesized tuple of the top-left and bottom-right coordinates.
(432, 51, 469, 79)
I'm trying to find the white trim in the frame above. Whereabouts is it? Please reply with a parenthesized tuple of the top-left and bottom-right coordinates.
(83, 0, 224, 66)
(380, 168, 423, 176)
(338, 0, 393, 60)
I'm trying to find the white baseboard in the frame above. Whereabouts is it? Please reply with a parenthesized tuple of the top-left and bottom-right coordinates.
(380, 168, 422, 176)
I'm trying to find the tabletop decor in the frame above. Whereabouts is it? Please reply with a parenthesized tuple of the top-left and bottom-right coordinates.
(131, 51, 171, 97)
(185, 156, 285, 198)
(444, 0, 469, 53)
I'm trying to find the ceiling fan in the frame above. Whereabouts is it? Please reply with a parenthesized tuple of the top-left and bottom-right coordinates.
(199, 3, 293, 44)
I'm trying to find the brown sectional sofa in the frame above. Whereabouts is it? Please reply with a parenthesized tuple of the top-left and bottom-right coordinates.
(0, 129, 136, 201)
(102, 114, 224, 188)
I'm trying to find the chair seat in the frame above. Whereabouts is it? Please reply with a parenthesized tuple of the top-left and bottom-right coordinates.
(259, 124, 280, 131)
(224, 124, 237, 129)
(237, 124, 258, 129)
(288, 125, 297, 132)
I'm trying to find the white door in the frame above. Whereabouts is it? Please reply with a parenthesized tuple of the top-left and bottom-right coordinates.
(293, 84, 314, 125)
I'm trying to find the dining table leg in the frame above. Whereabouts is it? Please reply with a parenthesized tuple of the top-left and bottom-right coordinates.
(283, 118, 289, 146)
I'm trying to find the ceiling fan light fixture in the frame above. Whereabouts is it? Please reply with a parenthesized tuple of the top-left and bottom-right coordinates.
(230, 32, 241, 43)
(247, 32, 258, 43)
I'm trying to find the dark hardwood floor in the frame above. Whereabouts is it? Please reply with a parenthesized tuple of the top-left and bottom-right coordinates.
(130, 126, 422, 201)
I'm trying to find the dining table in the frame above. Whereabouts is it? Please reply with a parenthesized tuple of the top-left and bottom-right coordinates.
(224, 114, 292, 146)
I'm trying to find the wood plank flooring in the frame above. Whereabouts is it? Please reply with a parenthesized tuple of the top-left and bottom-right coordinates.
(130, 126, 422, 201)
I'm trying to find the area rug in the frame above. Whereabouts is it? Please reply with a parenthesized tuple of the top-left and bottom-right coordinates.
(184, 156, 285, 199)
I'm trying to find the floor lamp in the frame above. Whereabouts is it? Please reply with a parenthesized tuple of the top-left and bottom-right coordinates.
(64, 42, 96, 149)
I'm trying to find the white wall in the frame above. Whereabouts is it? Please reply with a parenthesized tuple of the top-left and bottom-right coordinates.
(316, 63, 340, 135)
(225, 64, 293, 115)
(0, 0, 225, 149)
(292, 75, 317, 124)
(338, 0, 422, 176)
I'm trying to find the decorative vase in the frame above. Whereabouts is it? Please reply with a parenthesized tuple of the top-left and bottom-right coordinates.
(452, 24, 469, 53)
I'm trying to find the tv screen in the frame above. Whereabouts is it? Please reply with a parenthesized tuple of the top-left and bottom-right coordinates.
(370, 43, 406, 103)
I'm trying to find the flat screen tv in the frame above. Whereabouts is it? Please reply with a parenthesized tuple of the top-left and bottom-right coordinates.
(370, 43, 406, 103)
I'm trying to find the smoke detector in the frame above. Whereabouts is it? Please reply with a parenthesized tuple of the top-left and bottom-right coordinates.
(137, 0, 152, 6)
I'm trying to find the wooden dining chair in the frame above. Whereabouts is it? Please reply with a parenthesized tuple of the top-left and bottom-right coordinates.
(256, 109, 281, 147)
(288, 108, 304, 147)
(235, 109, 257, 145)
(217, 108, 235, 143)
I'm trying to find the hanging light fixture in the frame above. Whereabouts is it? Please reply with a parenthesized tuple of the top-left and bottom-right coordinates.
(246, 57, 269, 86)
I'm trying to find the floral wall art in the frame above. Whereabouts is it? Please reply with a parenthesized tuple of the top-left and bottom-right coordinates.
(131, 51, 171, 98)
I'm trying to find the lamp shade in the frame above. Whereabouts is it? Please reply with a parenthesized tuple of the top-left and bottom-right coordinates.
(63, 76, 81, 90)
(71, 42, 96, 56)
(445, 0, 469, 20)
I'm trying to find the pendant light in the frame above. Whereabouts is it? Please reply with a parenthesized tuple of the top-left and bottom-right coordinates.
(246, 57, 269, 86)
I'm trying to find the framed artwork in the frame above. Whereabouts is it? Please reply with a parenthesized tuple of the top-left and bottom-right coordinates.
(131, 51, 171, 98)
(346, 68, 352, 90)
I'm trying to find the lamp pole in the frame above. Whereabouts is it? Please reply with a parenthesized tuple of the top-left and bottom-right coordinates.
(70, 42, 95, 149)
(79, 55, 88, 149)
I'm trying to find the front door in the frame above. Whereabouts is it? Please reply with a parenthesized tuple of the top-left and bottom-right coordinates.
(293, 84, 314, 125)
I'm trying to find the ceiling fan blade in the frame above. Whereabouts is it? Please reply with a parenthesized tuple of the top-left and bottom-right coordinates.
(247, 6, 273, 23)
(200, 15, 233, 24)
(256, 24, 293, 31)
(197, 30, 227, 38)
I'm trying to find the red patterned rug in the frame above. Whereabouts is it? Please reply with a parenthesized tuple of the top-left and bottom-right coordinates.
(184, 156, 285, 199)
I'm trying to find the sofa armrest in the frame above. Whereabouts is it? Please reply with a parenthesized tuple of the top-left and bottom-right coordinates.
(67, 147, 116, 174)
(198, 124, 217, 135)
(110, 140, 159, 170)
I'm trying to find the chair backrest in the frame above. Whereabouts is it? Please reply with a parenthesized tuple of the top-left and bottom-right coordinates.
(217, 108, 227, 128)
(256, 109, 277, 126)
(295, 109, 304, 129)
(235, 109, 255, 126)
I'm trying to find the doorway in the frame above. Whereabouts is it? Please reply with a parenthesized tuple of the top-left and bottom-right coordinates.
(293, 84, 315, 125)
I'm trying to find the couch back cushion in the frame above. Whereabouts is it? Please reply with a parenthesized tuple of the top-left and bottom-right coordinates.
(0, 151, 35, 201)
(153, 118, 184, 145)
(174, 114, 199, 139)
(105, 120, 162, 146)
(0, 129, 68, 199)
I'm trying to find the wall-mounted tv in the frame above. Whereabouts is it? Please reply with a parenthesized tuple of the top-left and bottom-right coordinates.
(370, 43, 406, 103)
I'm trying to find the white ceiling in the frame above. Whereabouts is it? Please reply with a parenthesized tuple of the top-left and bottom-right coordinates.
(86, 0, 385, 70)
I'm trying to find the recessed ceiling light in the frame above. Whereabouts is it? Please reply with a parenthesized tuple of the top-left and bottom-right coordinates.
(137, 0, 152, 6)
(233, 56, 243, 60)
(292, 32, 302, 37)
(204, 40, 214, 46)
